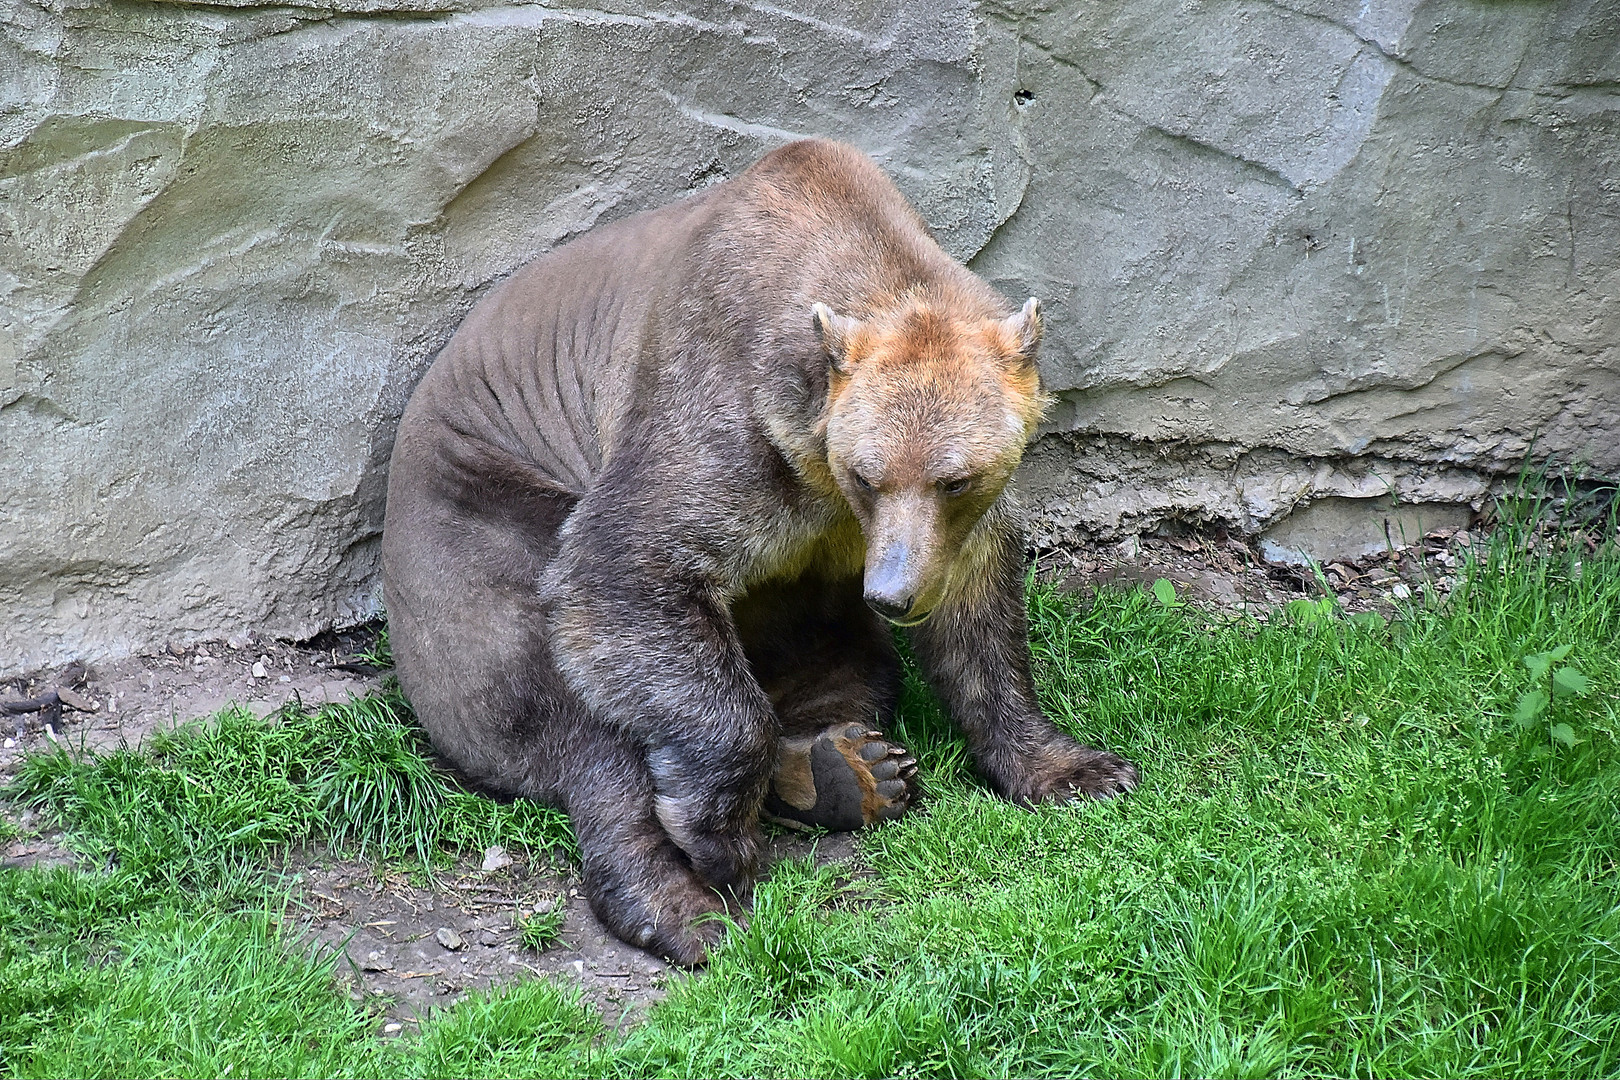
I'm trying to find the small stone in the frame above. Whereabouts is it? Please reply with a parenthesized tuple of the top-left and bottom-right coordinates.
(56, 687, 97, 712)
(435, 927, 464, 951)
(359, 950, 393, 972)
(572, 960, 585, 975)
(278, 674, 292, 683)
(1454, 531, 1473, 547)
(251, 661, 268, 679)
(382, 1022, 402, 1034)
(1390, 583, 1412, 600)
(3, 737, 15, 749)
(480, 845, 512, 872)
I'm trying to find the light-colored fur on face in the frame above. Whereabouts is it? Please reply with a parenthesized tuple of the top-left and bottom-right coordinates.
(815, 292, 1048, 623)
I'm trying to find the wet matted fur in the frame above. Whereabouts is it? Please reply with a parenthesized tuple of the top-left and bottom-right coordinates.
(381, 139, 1137, 964)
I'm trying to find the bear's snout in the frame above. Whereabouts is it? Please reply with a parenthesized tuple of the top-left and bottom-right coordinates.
(865, 590, 914, 622)
(864, 542, 920, 622)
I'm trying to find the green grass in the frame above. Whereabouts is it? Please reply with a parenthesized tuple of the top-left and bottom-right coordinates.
(3, 517, 1618, 1078)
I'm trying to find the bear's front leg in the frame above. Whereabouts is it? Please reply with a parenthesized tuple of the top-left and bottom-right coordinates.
(911, 527, 1139, 804)
(545, 540, 777, 899)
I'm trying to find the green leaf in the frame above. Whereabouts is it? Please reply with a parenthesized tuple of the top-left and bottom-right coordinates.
(1286, 599, 1323, 625)
(1151, 578, 1181, 608)
(1549, 723, 1578, 748)
(1552, 665, 1591, 698)
(1513, 689, 1549, 727)
(1349, 610, 1387, 631)
(1524, 644, 1575, 681)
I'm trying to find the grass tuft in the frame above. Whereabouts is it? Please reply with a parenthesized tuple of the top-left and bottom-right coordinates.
(9, 688, 575, 889)
(518, 904, 567, 952)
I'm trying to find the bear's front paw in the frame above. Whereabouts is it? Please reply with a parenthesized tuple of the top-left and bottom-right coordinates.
(612, 878, 732, 968)
(681, 829, 761, 902)
(1015, 743, 1139, 804)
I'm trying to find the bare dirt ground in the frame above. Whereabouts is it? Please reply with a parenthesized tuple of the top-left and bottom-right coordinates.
(294, 830, 857, 1029)
(0, 625, 386, 782)
(0, 527, 1478, 1022)
(1038, 524, 1480, 618)
(0, 628, 388, 874)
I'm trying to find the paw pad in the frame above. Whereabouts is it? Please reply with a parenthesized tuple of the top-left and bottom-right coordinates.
(766, 723, 917, 831)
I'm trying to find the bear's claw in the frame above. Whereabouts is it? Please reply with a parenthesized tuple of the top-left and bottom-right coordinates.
(1025, 745, 1139, 803)
(765, 722, 916, 831)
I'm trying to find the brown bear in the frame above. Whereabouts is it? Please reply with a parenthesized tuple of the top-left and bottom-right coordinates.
(381, 139, 1137, 965)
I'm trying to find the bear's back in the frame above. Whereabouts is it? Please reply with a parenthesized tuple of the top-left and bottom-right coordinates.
(391, 140, 997, 505)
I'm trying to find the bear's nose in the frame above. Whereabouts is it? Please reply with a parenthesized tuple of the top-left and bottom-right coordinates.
(865, 592, 914, 621)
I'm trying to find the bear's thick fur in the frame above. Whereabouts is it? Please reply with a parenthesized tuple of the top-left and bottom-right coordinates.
(382, 140, 1137, 964)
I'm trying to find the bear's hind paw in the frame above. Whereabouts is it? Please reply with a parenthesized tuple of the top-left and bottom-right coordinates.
(765, 723, 917, 832)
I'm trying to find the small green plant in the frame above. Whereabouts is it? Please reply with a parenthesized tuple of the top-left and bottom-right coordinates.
(1284, 595, 1338, 625)
(1514, 644, 1592, 748)
(1151, 578, 1184, 609)
(518, 900, 565, 952)
(356, 626, 392, 670)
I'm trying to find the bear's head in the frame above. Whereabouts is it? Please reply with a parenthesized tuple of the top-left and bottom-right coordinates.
(813, 294, 1047, 626)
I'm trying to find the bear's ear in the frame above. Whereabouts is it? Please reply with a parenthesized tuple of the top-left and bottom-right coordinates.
(1001, 297, 1043, 364)
(811, 302, 861, 374)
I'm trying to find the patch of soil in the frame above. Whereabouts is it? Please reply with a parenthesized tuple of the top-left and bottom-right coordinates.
(1043, 525, 1485, 618)
(297, 831, 858, 1031)
(1, 627, 389, 872)
(0, 628, 387, 788)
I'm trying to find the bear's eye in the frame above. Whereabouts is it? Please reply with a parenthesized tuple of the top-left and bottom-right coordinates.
(940, 477, 972, 497)
(851, 471, 876, 493)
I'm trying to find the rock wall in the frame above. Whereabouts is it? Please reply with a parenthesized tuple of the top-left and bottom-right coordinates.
(3, 0, 1616, 675)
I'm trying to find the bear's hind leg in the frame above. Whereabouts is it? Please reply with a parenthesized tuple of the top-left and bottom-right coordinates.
(736, 578, 917, 831)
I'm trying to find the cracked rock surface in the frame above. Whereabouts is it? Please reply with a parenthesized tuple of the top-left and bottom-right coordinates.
(3, 0, 1616, 676)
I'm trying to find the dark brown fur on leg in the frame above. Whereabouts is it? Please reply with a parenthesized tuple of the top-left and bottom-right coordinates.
(383, 456, 735, 964)
(566, 730, 730, 965)
(911, 518, 1139, 804)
